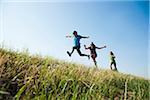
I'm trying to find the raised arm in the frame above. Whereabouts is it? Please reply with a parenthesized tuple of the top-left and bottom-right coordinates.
(66, 35, 73, 38)
(96, 45, 106, 49)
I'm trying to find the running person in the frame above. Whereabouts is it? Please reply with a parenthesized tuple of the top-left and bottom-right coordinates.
(109, 51, 118, 71)
(84, 42, 106, 67)
(66, 31, 90, 59)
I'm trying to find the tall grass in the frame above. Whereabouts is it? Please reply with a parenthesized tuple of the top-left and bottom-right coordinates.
(0, 48, 149, 100)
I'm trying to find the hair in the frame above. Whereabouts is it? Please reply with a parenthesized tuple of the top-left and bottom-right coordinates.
(73, 31, 77, 35)
(110, 51, 114, 55)
(91, 42, 96, 48)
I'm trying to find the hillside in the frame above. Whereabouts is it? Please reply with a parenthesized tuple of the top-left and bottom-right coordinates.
(0, 48, 149, 100)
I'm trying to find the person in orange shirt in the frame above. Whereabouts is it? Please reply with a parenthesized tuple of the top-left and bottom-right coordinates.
(84, 42, 106, 67)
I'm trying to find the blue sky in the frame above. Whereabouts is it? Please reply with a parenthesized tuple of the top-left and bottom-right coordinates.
(0, 0, 149, 78)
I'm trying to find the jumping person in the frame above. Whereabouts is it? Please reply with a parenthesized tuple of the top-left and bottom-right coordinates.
(66, 31, 90, 59)
(84, 42, 106, 67)
(109, 51, 118, 71)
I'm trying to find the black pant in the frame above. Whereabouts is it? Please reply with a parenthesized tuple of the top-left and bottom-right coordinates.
(71, 46, 88, 56)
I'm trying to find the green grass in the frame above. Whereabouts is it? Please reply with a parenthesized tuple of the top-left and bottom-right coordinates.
(0, 47, 149, 100)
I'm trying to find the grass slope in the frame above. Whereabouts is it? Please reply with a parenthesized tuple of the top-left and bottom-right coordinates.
(0, 48, 149, 100)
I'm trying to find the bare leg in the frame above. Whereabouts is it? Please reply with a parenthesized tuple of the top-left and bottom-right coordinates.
(92, 56, 97, 67)
(94, 61, 97, 67)
(110, 62, 113, 70)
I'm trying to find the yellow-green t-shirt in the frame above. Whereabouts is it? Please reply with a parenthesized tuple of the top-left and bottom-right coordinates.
(110, 55, 115, 63)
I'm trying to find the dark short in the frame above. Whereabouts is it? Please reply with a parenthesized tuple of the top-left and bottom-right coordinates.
(91, 53, 97, 58)
(73, 45, 80, 50)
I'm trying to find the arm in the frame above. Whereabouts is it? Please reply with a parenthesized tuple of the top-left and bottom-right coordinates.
(66, 35, 73, 38)
(112, 55, 115, 58)
(80, 36, 90, 39)
(84, 45, 90, 49)
(96, 45, 106, 49)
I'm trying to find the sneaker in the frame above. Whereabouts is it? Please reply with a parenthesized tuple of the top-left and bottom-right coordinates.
(67, 51, 71, 57)
(115, 68, 118, 72)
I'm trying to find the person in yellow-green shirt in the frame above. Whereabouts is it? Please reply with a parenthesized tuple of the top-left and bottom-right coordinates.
(110, 51, 118, 71)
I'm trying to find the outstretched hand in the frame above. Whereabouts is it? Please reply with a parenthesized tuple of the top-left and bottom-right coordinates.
(87, 36, 90, 38)
(66, 35, 72, 38)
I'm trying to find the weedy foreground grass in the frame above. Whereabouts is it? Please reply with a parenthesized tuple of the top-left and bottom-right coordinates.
(0, 48, 149, 100)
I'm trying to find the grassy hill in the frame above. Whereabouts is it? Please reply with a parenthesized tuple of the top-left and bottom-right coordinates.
(0, 48, 149, 100)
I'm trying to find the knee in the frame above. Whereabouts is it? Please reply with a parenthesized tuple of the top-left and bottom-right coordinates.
(93, 58, 96, 62)
(79, 53, 83, 56)
(72, 47, 75, 49)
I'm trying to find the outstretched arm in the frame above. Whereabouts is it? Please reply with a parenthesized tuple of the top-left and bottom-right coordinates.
(81, 36, 90, 39)
(96, 45, 106, 49)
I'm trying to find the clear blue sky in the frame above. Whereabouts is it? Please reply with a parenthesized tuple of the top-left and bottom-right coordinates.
(0, 0, 149, 78)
